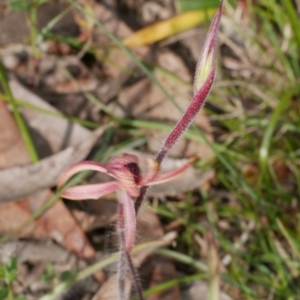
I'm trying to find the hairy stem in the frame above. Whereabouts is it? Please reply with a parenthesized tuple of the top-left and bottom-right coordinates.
(126, 252, 144, 300)
(117, 203, 127, 300)
(135, 69, 215, 214)
(119, 201, 145, 300)
(156, 68, 215, 164)
(134, 186, 148, 214)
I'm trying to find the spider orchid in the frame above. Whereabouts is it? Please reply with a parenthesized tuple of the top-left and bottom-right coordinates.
(57, 153, 195, 251)
(57, 1, 222, 298)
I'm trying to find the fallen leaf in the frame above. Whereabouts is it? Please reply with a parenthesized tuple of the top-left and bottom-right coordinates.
(122, 9, 217, 47)
(0, 78, 106, 202)
(0, 240, 71, 264)
(0, 190, 96, 260)
(9, 78, 97, 154)
(91, 2, 149, 79)
(0, 100, 30, 167)
(71, 198, 118, 232)
(0, 80, 97, 260)
(91, 274, 132, 300)
(0, 139, 105, 203)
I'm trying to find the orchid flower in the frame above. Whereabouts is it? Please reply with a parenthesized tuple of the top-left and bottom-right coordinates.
(57, 153, 194, 251)
(57, 1, 222, 298)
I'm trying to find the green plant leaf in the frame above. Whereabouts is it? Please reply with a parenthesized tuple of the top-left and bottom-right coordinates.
(42, 263, 55, 282)
(177, 0, 220, 12)
(59, 270, 77, 282)
(9, 0, 31, 10)
(5, 257, 18, 284)
(6, 257, 17, 273)
(0, 264, 5, 279)
(35, 0, 49, 5)
(0, 287, 9, 300)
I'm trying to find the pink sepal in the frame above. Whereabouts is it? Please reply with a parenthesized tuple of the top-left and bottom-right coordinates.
(149, 158, 195, 186)
(57, 161, 108, 188)
(62, 181, 120, 200)
(118, 189, 136, 251)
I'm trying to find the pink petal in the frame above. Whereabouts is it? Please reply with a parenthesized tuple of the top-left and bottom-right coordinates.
(118, 189, 136, 251)
(107, 153, 139, 167)
(57, 161, 108, 188)
(107, 154, 140, 197)
(109, 167, 140, 197)
(138, 158, 160, 186)
(148, 158, 196, 186)
(61, 181, 120, 200)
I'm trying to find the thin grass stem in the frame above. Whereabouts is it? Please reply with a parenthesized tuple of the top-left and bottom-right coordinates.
(0, 64, 39, 163)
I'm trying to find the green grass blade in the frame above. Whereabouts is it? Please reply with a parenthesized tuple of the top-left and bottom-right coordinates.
(282, 0, 300, 48)
(155, 248, 208, 271)
(177, 0, 220, 12)
(0, 63, 39, 163)
(37, 5, 72, 44)
(263, 21, 295, 82)
(276, 218, 300, 259)
(259, 84, 300, 180)
(143, 274, 206, 298)
(0, 92, 99, 129)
